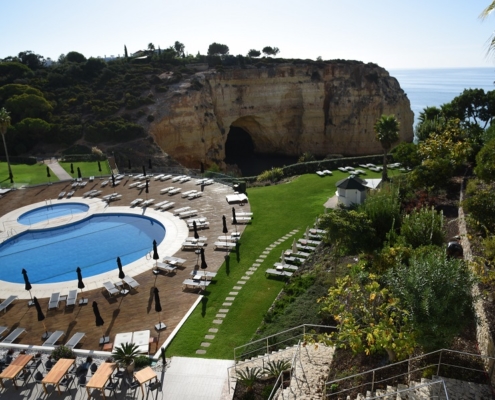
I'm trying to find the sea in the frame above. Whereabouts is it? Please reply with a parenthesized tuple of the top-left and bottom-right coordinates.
(390, 67, 495, 126)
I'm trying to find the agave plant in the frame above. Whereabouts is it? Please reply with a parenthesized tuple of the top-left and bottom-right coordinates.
(111, 342, 140, 367)
(263, 360, 291, 378)
(235, 367, 262, 392)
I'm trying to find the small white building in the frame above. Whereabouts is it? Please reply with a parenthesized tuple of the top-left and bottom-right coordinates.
(336, 175, 367, 207)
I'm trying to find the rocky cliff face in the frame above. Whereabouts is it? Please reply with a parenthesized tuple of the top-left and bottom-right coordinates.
(149, 61, 414, 168)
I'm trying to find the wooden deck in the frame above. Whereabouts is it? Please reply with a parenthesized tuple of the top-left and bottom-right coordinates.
(0, 174, 248, 352)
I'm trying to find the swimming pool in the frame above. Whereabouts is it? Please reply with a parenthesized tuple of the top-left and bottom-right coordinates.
(17, 203, 90, 225)
(0, 213, 165, 284)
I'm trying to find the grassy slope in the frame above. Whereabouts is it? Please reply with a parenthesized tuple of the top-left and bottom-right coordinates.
(59, 161, 111, 178)
(166, 171, 393, 359)
(0, 162, 60, 187)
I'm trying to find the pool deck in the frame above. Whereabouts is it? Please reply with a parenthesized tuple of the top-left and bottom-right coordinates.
(0, 175, 249, 356)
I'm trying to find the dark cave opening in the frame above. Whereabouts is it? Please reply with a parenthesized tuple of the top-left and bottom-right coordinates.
(224, 126, 298, 177)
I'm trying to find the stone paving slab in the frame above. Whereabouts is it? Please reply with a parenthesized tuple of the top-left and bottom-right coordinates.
(233, 286, 242, 290)
(209, 328, 218, 333)
(237, 281, 246, 284)
(216, 313, 226, 318)
(222, 302, 232, 306)
(213, 319, 223, 324)
(226, 297, 235, 301)
(219, 309, 229, 313)
(205, 335, 215, 340)
(229, 292, 238, 295)
(196, 349, 207, 354)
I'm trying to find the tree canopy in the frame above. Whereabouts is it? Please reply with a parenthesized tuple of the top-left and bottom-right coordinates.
(247, 49, 261, 58)
(262, 46, 280, 56)
(65, 51, 87, 63)
(374, 114, 400, 181)
(207, 42, 229, 56)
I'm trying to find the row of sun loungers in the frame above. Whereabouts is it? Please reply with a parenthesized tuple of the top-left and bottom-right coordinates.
(214, 241, 237, 250)
(103, 276, 140, 296)
(102, 193, 122, 202)
(316, 170, 333, 177)
(0, 326, 84, 346)
(265, 269, 293, 278)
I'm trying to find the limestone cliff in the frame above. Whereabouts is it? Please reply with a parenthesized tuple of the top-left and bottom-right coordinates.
(149, 61, 414, 168)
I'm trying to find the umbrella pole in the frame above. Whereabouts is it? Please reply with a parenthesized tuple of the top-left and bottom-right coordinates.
(28, 290, 34, 307)
(42, 321, 50, 340)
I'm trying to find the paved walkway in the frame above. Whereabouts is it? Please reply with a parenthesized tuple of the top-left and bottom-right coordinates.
(195, 229, 300, 355)
(45, 158, 72, 180)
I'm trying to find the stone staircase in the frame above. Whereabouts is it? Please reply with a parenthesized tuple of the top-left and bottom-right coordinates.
(229, 342, 335, 399)
(346, 376, 493, 400)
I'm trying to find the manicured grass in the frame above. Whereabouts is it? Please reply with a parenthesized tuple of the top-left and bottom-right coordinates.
(0, 162, 60, 187)
(166, 170, 402, 359)
(59, 160, 111, 178)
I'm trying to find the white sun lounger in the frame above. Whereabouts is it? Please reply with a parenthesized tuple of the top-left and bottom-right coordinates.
(213, 241, 237, 250)
(65, 332, 85, 349)
(186, 236, 208, 242)
(103, 281, 120, 296)
(191, 271, 217, 280)
(187, 217, 207, 224)
(195, 178, 208, 185)
(123, 275, 140, 289)
(188, 192, 203, 200)
(181, 241, 206, 250)
(114, 332, 133, 349)
(298, 239, 322, 246)
(42, 330, 65, 347)
(0, 326, 7, 338)
(133, 330, 151, 354)
(168, 188, 182, 195)
(133, 174, 144, 181)
(89, 190, 102, 198)
(142, 199, 155, 207)
(129, 182, 140, 188)
(161, 174, 172, 181)
(179, 210, 197, 218)
(179, 176, 191, 183)
(226, 193, 248, 204)
(316, 171, 325, 177)
(273, 262, 298, 272)
(66, 290, 78, 307)
(153, 174, 164, 180)
(0, 295, 17, 313)
(181, 190, 197, 198)
(101, 180, 109, 187)
(163, 256, 186, 266)
(217, 235, 239, 242)
(130, 198, 143, 206)
(182, 279, 210, 291)
(171, 175, 184, 182)
(2, 328, 25, 344)
(154, 262, 177, 274)
(173, 207, 191, 216)
(236, 212, 253, 217)
(323, 170, 333, 175)
(159, 202, 174, 211)
(137, 182, 147, 189)
(232, 216, 251, 223)
(83, 190, 96, 198)
(66, 190, 75, 198)
(48, 292, 61, 310)
(79, 181, 88, 187)
(58, 192, 66, 199)
(265, 269, 293, 278)
(154, 200, 168, 209)
(203, 179, 214, 185)
(188, 221, 209, 230)
(160, 187, 174, 194)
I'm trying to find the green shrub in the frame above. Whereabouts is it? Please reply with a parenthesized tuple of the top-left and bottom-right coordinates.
(51, 345, 76, 360)
(298, 152, 316, 163)
(463, 186, 495, 234)
(399, 206, 444, 248)
(263, 360, 291, 378)
(236, 367, 261, 392)
(134, 355, 152, 369)
(257, 167, 284, 183)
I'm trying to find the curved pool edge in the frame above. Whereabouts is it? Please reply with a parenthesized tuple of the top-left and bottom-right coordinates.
(0, 198, 189, 299)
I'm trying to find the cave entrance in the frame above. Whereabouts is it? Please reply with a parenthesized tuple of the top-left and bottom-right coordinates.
(224, 126, 257, 176)
(224, 124, 298, 176)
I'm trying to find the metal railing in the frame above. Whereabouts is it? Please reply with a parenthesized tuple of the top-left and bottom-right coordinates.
(233, 324, 336, 365)
(324, 348, 495, 399)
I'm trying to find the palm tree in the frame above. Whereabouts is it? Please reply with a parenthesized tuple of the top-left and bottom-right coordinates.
(0, 107, 13, 185)
(480, 2, 495, 54)
(148, 43, 155, 55)
(374, 114, 400, 181)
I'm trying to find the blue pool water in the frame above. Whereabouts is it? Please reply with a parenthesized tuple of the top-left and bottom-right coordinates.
(18, 203, 90, 225)
(0, 214, 165, 284)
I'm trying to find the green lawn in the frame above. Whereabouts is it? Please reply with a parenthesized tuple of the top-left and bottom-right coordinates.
(59, 160, 111, 178)
(0, 162, 59, 187)
(166, 169, 401, 359)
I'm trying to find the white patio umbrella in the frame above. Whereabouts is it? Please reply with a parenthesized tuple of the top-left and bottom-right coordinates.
(281, 250, 285, 264)
(292, 239, 298, 254)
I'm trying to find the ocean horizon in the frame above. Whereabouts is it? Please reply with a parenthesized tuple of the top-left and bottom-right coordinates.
(390, 67, 495, 125)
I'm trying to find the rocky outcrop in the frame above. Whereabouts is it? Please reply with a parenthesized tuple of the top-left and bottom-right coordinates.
(149, 61, 414, 168)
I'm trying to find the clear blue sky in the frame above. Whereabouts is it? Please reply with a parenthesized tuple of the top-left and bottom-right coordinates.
(2, 0, 495, 70)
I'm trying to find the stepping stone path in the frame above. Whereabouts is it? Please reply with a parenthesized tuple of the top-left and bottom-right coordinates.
(195, 229, 299, 355)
